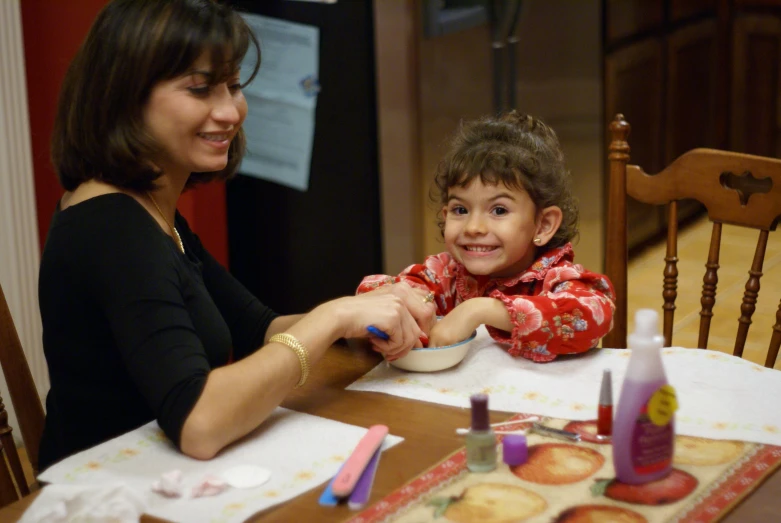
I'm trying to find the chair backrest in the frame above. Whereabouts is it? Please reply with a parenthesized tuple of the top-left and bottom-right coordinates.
(0, 282, 44, 503)
(603, 113, 781, 368)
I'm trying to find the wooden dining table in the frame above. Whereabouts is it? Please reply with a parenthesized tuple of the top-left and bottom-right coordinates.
(3, 340, 780, 522)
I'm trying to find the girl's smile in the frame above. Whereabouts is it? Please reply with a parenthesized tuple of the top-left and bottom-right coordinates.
(461, 245, 499, 253)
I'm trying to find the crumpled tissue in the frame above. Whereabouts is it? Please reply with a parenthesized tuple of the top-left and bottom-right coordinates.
(20, 483, 148, 523)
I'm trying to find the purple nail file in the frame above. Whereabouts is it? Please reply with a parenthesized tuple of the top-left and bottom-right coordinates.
(348, 446, 382, 510)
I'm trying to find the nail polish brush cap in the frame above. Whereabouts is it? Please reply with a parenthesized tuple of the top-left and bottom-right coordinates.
(470, 394, 489, 431)
(502, 434, 528, 466)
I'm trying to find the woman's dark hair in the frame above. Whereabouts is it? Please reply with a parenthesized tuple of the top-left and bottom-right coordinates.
(433, 110, 579, 250)
(52, 0, 260, 191)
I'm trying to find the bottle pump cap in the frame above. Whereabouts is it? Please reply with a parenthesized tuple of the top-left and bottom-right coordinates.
(634, 309, 659, 336)
(470, 393, 490, 431)
(629, 309, 665, 349)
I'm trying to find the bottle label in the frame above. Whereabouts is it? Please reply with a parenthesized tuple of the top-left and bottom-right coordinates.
(630, 385, 677, 475)
(648, 384, 678, 426)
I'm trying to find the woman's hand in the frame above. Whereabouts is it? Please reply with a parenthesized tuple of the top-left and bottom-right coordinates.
(365, 281, 437, 334)
(428, 301, 481, 348)
(327, 292, 427, 360)
(363, 282, 437, 360)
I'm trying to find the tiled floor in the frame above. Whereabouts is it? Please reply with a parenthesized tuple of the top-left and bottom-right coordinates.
(627, 215, 781, 369)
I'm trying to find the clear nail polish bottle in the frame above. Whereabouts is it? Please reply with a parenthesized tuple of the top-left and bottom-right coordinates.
(466, 393, 497, 472)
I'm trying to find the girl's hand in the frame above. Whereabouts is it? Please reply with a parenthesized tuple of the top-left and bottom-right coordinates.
(428, 301, 480, 348)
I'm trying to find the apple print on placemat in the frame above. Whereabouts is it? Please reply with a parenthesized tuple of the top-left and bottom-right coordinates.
(510, 443, 605, 484)
(591, 469, 699, 505)
(427, 483, 546, 523)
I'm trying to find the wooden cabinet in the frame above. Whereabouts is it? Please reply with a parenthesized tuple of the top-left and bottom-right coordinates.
(665, 20, 723, 161)
(605, 39, 666, 246)
(603, 0, 781, 250)
(670, 0, 719, 22)
(605, 0, 663, 44)
(731, 15, 781, 156)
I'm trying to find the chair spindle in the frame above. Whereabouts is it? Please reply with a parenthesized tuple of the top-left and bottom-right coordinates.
(698, 222, 722, 349)
(735, 230, 769, 357)
(0, 446, 17, 508)
(766, 299, 781, 368)
(662, 202, 678, 347)
(0, 393, 29, 504)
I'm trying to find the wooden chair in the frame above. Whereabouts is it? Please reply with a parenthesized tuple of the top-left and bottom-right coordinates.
(0, 282, 45, 505)
(603, 114, 781, 368)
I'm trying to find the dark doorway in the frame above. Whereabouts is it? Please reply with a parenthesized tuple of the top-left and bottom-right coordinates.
(226, 0, 382, 314)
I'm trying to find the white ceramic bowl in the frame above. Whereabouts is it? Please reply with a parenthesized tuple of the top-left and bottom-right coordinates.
(389, 331, 476, 372)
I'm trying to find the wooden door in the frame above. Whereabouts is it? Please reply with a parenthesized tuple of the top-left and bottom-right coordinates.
(225, 0, 383, 314)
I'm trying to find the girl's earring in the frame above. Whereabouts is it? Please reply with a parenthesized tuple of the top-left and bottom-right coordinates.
(533, 237, 542, 245)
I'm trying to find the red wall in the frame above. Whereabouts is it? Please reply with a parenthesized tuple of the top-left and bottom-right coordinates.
(20, 0, 229, 267)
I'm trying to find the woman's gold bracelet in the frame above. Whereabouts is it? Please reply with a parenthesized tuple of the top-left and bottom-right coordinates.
(269, 333, 310, 388)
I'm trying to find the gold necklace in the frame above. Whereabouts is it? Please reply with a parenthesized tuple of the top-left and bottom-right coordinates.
(147, 191, 185, 254)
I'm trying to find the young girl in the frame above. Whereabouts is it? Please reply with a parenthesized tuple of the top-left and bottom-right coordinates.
(358, 111, 615, 362)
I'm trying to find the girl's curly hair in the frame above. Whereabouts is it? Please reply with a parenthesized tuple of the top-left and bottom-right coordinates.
(433, 110, 579, 250)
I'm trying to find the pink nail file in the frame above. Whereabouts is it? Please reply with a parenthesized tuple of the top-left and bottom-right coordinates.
(331, 424, 388, 498)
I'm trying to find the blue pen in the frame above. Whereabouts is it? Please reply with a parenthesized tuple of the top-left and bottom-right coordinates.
(367, 326, 391, 367)
(368, 325, 430, 348)
(366, 325, 389, 340)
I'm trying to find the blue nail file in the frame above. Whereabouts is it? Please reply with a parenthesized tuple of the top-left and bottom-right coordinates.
(348, 446, 382, 510)
(318, 463, 344, 506)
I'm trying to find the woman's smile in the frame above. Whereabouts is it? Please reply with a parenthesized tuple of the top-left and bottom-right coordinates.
(197, 131, 232, 149)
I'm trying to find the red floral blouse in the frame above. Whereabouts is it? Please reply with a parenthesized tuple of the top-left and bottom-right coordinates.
(356, 244, 615, 362)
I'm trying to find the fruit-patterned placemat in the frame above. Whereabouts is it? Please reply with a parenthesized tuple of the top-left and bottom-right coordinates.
(346, 415, 781, 523)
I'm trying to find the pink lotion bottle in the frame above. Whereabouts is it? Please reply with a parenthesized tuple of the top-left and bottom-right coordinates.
(612, 309, 675, 484)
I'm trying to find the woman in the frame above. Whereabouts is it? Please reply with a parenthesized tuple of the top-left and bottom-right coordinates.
(38, 0, 434, 470)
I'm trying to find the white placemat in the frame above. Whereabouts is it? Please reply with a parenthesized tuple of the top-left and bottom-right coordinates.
(348, 326, 781, 446)
(37, 408, 402, 523)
